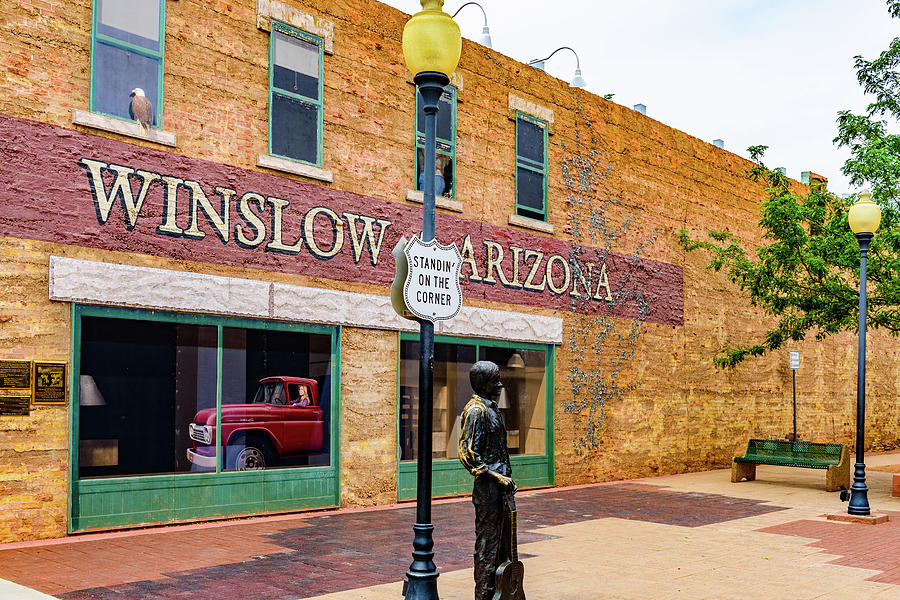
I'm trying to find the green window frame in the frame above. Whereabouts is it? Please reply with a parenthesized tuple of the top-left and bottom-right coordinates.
(515, 111, 550, 221)
(415, 86, 457, 200)
(397, 332, 555, 500)
(268, 21, 325, 167)
(89, 0, 165, 127)
(69, 304, 341, 532)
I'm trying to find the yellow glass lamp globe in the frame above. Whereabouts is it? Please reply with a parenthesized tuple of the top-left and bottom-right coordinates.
(402, 0, 461, 77)
(848, 189, 882, 235)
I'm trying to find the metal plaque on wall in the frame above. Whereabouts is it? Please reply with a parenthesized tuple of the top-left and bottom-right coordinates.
(0, 394, 30, 416)
(0, 360, 31, 390)
(34, 362, 67, 404)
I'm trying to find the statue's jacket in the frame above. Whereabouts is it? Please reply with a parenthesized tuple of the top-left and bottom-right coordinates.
(459, 394, 512, 481)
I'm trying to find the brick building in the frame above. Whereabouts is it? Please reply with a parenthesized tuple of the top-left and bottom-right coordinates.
(0, 0, 898, 543)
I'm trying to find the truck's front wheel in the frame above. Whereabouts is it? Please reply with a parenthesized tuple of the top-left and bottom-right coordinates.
(226, 437, 275, 470)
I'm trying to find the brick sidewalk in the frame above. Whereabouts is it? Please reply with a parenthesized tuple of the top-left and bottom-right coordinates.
(3, 461, 900, 599)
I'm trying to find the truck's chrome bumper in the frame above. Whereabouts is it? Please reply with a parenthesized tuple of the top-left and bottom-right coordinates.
(186, 448, 217, 468)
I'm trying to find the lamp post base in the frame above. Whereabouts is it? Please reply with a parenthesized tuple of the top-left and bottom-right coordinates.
(403, 522, 439, 599)
(847, 461, 871, 515)
(827, 511, 890, 525)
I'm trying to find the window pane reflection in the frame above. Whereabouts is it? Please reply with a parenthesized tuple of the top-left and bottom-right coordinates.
(400, 341, 476, 461)
(97, 0, 160, 50)
(271, 93, 318, 164)
(273, 31, 319, 100)
(516, 166, 545, 215)
(78, 317, 216, 478)
(92, 42, 159, 123)
(480, 347, 546, 456)
(218, 328, 332, 471)
(399, 341, 547, 461)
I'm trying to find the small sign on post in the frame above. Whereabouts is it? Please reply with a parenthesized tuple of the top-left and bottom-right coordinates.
(789, 351, 799, 441)
(402, 235, 463, 322)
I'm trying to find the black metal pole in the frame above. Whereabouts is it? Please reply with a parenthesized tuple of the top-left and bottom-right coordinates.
(848, 232, 873, 516)
(792, 370, 797, 441)
(404, 71, 449, 600)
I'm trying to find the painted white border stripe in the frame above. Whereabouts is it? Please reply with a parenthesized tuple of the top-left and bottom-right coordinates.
(49, 257, 563, 345)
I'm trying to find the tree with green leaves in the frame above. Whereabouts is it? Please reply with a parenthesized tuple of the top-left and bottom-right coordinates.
(678, 0, 900, 368)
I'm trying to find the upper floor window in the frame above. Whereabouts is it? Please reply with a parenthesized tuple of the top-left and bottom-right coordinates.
(416, 87, 456, 199)
(90, 0, 165, 129)
(515, 113, 549, 221)
(269, 22, 324, 166)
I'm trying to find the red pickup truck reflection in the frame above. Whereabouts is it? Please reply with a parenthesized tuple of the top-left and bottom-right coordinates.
(187, 376, 325, 470)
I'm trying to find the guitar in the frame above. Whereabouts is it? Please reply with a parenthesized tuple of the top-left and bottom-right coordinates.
(491, 491, 525, 600)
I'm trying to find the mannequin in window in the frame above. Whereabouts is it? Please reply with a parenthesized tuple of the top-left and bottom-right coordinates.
(291, 385, 310, 407)
(417, 151, 452, 198)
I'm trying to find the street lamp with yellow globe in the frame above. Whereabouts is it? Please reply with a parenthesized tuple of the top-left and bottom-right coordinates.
(845, 189, 882, 516)
(400, 2, 460, 599)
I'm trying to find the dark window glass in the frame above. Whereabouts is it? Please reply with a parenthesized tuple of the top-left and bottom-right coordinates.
(517, 117, 545, 166)
(271, 94, 318, 163)
(78, 317, 216, 478)
(399, 341, 476, 461)
(272, 31, 319, 100)
(436, 94, 453, 141)
(96, 0, 160, 50)
(479, 347, 547, 456)
(92, 41, 159, 123)
(516, 166, 545, 215)
(415, 90, 453, 141)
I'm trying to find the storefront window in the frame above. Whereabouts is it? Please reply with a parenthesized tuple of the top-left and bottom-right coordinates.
(399, 338, 547, 461)
(219, 328, 332, 471)
(78, 314, 333, 479)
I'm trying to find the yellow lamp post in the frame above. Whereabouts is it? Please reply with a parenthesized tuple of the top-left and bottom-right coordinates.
(401, 2, 460, 598)
(846, 189, 882, 516)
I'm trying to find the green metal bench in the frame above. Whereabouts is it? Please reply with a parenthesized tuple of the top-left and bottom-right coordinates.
(731, 438, 850, 492)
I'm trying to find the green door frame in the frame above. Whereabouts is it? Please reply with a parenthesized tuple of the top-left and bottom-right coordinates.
(68, 304, 341, 532)
(397, 332, 555, 501)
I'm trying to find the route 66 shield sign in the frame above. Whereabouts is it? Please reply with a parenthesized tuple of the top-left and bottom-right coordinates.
(402, 235, 463, 322)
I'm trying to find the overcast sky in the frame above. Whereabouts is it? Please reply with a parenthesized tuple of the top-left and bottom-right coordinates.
(381, 0, 898, 195)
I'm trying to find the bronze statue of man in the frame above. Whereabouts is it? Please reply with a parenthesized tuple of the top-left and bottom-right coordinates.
(459, 360, 516, 600)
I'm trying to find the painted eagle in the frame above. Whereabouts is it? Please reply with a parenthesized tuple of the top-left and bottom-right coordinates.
(129, 88, 153, 133)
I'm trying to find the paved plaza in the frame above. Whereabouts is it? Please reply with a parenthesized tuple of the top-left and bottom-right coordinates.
(4, 454, 900, 599)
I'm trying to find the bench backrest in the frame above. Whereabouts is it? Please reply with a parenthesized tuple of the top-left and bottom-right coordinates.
(745, 438, 843, 464)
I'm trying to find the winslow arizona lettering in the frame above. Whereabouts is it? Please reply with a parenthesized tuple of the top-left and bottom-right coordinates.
(78, 157, 616, 304)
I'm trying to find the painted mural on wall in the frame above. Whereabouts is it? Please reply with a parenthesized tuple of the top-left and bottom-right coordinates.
(0, 113, 683, 325)
(561, 104, 656, 457)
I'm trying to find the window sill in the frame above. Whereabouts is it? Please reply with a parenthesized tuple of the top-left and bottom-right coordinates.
(508, 213, 554, 234)
(406, 190, 463, 213)
(257, 154, 334, 183)
(72, 109, 177, 147)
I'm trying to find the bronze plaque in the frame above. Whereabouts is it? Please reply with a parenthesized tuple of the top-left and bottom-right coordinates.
(34, 362, 67, 404)
(0, 394, 30, 415)
(0, 360, 31, 389)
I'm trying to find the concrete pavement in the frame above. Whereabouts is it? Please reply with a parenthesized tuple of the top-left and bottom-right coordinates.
(3, 453, 900, 599)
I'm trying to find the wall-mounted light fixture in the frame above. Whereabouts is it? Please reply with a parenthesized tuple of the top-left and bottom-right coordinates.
(528, 46, 586, 88)
(451, 2, 492, 48)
